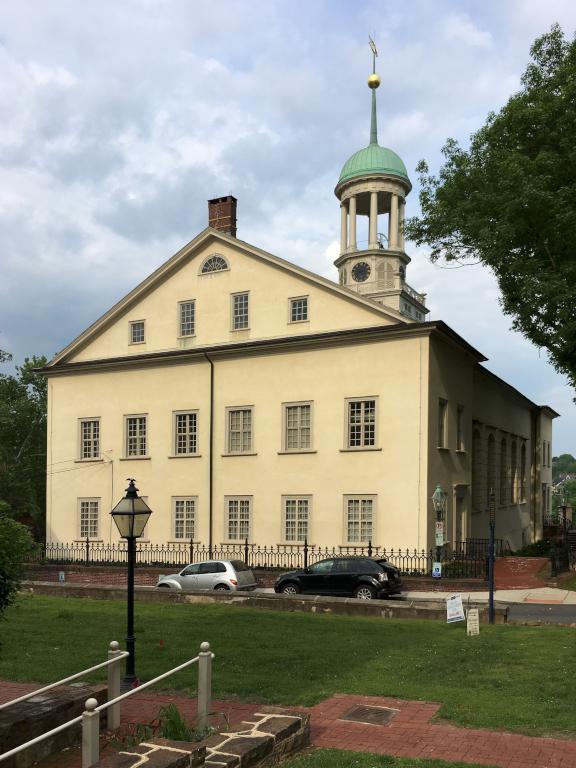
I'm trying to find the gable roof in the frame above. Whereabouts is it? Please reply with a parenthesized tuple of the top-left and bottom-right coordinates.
(47, 227, 408, 366)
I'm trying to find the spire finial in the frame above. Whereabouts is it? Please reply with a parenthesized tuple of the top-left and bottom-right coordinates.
(367, 36, 380, 145)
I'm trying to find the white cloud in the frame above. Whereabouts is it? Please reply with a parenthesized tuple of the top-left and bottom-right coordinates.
(443, 14, 493, 48)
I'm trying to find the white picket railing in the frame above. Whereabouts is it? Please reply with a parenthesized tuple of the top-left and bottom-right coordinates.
(0, 641, 214, 768)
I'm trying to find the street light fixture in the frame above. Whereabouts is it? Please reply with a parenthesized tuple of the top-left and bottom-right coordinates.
(111, 478, 152, 689)
(432, 484, 447, 576)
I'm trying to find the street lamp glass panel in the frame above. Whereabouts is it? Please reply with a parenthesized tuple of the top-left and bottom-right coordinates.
(432, 484, 446, 514)
(111, 494, 152, 538)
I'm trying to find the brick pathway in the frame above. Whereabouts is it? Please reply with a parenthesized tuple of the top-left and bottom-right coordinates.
(2, 682, 576, 767)
(494, 557, 549, 589)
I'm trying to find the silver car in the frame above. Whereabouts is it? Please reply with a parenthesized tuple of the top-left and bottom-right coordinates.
(156, 560, 257, 593)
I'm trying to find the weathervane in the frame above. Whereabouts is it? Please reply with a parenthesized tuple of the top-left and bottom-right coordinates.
(368, 36, 380, 90)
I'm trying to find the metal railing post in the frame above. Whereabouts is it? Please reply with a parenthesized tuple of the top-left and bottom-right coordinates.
(303, 538, 308, 569)
(244, 538, 249, 565)
(107, 641, 122, 730)
(82, 697, 100, 768)
(197, 642, 212, 732)
(85, 537, 90, 566)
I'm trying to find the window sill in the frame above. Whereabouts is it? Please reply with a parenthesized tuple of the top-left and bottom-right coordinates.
(288, 319, 310, 325)
(221, 452, 258, 457)
(230, 327, 250, 333)
(168, 454, 202, 459)
(455, 449, 467, 455)
(177, 335, 196, 340)
(74, 458, 104, 464)
(168, 540, 200, 545)
(280, 542, 315, 546)
(119, 456, 151, 461)
(437, 446, 450, 452)
(339, 447, 382, 453)
(128, 342, 146, 346)
(278, 450, 317, 455)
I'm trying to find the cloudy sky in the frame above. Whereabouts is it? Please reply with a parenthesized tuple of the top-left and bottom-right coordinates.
(0, 0, 575, 452)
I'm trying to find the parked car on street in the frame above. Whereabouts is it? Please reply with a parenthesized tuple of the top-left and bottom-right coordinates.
(274, 556, 402, 600)
(156, 560, 257, 592)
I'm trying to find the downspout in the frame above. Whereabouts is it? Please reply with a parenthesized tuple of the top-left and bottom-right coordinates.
(204, 353, 214, 557)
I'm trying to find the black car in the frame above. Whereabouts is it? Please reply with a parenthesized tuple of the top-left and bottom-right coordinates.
(274, 556, 402, 600)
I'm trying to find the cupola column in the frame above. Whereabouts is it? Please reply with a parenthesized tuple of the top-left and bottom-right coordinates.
(340, 203, 348, 255)
(348, 195, 357, 251)
(399, 198, 405, 250)
(369, 191, 378, 248)
(388, 193, 399, 250)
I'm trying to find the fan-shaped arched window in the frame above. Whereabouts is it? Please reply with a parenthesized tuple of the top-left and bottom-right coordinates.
(201, 254, 228, 274)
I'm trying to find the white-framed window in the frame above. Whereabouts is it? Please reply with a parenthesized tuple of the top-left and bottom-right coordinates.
(174, 411, 198, 455)
(226, 497, 251, 541)
(438, 398, 448, 448)
(125, 415, 147, 457)
(232, 292, 249, 330)
(79, 418, 100, 459)
(201, 254, 228, 274)
(130, 320, 145, 344)
(289, 296, 309, 323)
(226, 407, 253, 453)
(456, 405, 464, 451)
(172, 497, 197, 540)
(346, 398, 376, 448)
(283, 402, 312, 451)
(283, 496, 310, 542)
(79, 498, 99, 539)
(179, 300, 195, 337)
(344, 496, 375, 543)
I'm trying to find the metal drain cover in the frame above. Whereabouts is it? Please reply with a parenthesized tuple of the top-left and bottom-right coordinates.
(340, 704, 399, 725)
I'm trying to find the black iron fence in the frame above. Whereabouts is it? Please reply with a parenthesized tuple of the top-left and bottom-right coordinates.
(29, 538, 489, 579)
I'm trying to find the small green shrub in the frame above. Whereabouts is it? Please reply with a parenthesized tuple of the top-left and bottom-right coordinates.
(511, 540, 551, 557)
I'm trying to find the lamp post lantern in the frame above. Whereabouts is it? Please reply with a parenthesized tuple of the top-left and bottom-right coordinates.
(111, 479, 152, 689)
(432, 484, 447, 576)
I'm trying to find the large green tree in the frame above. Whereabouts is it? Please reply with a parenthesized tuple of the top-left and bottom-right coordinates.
(405, 25, 576, 390)
(0, 350, 47, 539)
(0, 508, 34, 618)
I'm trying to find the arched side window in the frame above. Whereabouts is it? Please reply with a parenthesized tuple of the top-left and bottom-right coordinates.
(510, 441, 518, 504)
(520, 443, 527, 502)
(472, 429, 483, 512)
(486, 433, 495, 508)
(500, 438, 508, 506)
(200, 254, 229, 274)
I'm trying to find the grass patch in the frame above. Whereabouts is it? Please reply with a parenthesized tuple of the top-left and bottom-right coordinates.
(280, 750, 498, 768)
(558, 572, 576, 591)
(1, 595, 575, 737)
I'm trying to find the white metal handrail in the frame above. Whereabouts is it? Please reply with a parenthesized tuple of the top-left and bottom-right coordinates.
(0, 641, 214, 768)
(0, 642, 129, 710)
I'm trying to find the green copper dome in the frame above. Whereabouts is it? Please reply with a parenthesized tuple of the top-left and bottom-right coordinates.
(338, 143, 409, 185)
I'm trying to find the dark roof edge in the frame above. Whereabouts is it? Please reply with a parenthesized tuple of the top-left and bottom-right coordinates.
(476, 364, 559, 416)
(37, 321, 484, 376)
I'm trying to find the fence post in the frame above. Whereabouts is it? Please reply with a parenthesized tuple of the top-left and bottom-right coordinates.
(197, 641, 212, 732)
(189, 537, 194, 564)
(368, 540, 373, 557)
(303, 538, 308, 569)
(85, 537, 90, 566)
(244, 538, 249, 565)
(82, 697, 100, 768)
(107, 641, 122, 730)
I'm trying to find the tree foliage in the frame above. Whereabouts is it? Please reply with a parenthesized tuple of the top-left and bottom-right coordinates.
(0, 350, 48, 538)
(0, 508, 35, 618)
(404, 25, 576, 390)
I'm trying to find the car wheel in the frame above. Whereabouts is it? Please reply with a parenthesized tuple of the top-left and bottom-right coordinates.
(157, 584, 171, 589)
(354, 585, 376, 600)
(280, 582, 300, 595)
(214, 584, 230, 591)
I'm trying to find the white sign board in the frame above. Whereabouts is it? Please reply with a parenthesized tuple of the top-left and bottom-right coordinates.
(435, 521, 445, 547)
(466, 608, 480, 635)
(446, 593, 466, 623)
(58, 571, 65, 583)
(432, 562, 442, 578)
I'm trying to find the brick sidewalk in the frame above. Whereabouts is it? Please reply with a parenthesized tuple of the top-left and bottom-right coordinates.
(2, 682, 575, 767)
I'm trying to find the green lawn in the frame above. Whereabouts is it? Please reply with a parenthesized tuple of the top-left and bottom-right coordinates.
(1, 595, 574, 737)
(280, 750, 497, 768)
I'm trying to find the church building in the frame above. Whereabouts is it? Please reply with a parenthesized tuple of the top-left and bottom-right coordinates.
(41, 57, 556, 555)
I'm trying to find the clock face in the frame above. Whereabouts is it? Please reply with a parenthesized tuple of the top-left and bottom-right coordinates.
(352, 262, 371, 282)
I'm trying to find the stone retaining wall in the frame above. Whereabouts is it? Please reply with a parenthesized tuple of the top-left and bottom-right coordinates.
(93, 708, 309, 768)
(23, 581, 508, 624)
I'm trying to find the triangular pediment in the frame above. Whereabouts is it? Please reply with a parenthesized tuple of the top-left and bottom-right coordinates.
(48, 228, 407, 367)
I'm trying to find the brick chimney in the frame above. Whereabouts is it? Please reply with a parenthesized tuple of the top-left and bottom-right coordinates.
(208, 195, 237, 237)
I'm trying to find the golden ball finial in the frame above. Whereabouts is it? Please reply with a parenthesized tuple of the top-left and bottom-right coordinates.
(368, 73, 381, 89)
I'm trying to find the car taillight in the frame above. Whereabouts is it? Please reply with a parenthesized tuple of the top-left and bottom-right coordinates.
(229, 579, 238, 586)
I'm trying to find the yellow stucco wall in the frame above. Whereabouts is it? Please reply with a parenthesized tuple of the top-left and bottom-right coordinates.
(46, 334, 430, 550)
(68, 238, 398, 364)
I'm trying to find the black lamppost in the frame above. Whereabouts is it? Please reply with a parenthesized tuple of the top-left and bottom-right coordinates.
(432, 484, 447, 575)
(488, 488, 496, 625)
(111, 479, 152, 689)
